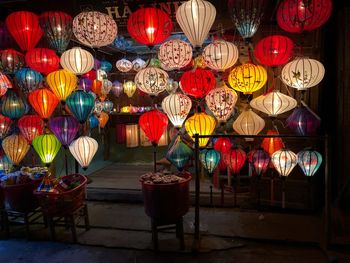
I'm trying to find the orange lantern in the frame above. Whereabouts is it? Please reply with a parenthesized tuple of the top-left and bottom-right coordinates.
(98, 111, 109, 128)
(261, 129, 284, 157)
(28, 88, 59, 121)
(91, 80, 102, 95)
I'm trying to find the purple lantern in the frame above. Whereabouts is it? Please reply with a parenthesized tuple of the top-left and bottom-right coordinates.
(287, 105, 321, 136)
(0, 22, 14, 49)
(111, 80, 123, 97)
(94, 58, 101, 70)
(49, 115, 80, 147)
(79, 77, 92, 92)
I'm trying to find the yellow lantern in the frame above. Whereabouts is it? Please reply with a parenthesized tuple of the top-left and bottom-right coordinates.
(47, 69, 77, 102)
(2, 134, 30, 165)
(185, 112, 216, 148)
(126, 124, 139, 148)
(123, 81, 136, 98)
(98, 111, 109, 128)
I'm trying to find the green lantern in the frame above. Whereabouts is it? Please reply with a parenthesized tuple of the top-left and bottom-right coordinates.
(32, 133, 61, 165)
(200, 149, 221, 174)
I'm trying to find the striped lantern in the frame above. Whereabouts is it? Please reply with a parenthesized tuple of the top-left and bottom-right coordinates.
(32, 133, 62, 165)
(25, 48, 60, 75)
(248, 148, 270, 176)
(46, 69, 77, 102)
(161, 93, 192, 128)
(2, 134, 30, 165)
(49, 115, 80, 147)
(60, 47, 94, 75)
(261, 129, 284, 157)
(180, 69, 216, 99)
(18, 114, 44, 144)
(135, 67, 168, 96)
(232, 109, 265, 137)
(297, 149, 323, 177)
(0, 155, 12, 173)
(139, 110, 168, 146)
(271, 149, 297, 177)
(1, 90, 27, 120)
(0, 114, 12, 139)
(14, 68, 43, 94)
(200, 149, 221, 174)
(158, 39, 193, 70)
(286, 105, 321, 135)
(66, 90, 95, 124)
(28, 88, 59, 121)
(224, 147, 247, 174)
(185, 112, 216, 148)
(0, 49, 25, 74)
(69, 136, 98, 169)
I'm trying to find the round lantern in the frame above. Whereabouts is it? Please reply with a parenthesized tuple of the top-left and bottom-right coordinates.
(254, 35, 294, 67)
(39, 11, 73, 54)
(297, 149, 322, 177)
(14, 68, 43, 94)
(2, 134, 30, 165)
(100, 60, 112, 72)
(127, 7, 173, 48)
(139, 110, 168, 146)
(248, 148, 270, 176)
(97, 111, 109, 128)
(116, 59, 132, 73)
(69, 136, 98, 169)
(103, 101, 113, 113)
(228, 63, 267, 94)
(232, 109, 265, 137)
(1, 90, 27, 120)
(18, 115, 44, 144)
(73, 11, 118, 48)
(158, 39, 193, 70)
(111, 81, 123, 97)
(202, 40, 239, 72)
(176, 0, 216, 48)
(281, 57, 325, 90)
(0, 49, 25, 74)
(49, 115, 80, 147)
(5, 11, 42, 52)
(277, 0, 332, 33)
(132, 58, 146, 72)
(0, 22, 14, 50)
(224, 147, 247, 174)
(134, 67, 169, 96)
(261, 129, 284, 157)
(205, 82, 238, 123)
(25, 48, 60, 75)
(286, 105, 321, 135)
(200, 149, 221, 174)
(271, 149, 297, 177)
(0, 71, 12, 97)
(47, 69, 78, 103)
(162, 93, 192, 128)
(0, 114, 12, 139)
(185, 112, 216, 148)
(214, 137, 232, 156)
(60, 47, 94, 75)
(28, 88, 59, 121)
(66, 90, 95, 124)
(0, 155, 12, 173)
(166, 135, 193, 171)
(180, 69, 216, 99)
(250, 90, 297, 117)
(123, 81, 136, 98)
(32, 133, 61, 165)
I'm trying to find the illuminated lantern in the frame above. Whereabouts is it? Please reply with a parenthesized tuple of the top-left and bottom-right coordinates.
(66, 90, 95, 124)
(116, 59, 132, 72)
(271, 149, 297, 177)
(286, 105, 321, 135)
(134, 67, 168, 96)
(103, 101, 113, 113)
(132, 58, 146, 72)
(0, 114, 11, 139)
(224, 147, 246, 174)
(180, 69, 216, 99)
(0, 49, 25, 74)
(166, 135, 193, 171)
(176, 0, 216, 48)
(32, 134, 61, 165)
(127, 7, 173, 48)
(94, 101, 103, 115)
(0, 22, 14, 50)
(277, 0, 332, 33)
(250, 90, 297, 117)
(123, 81, 137, 98)
(214, 137, 232, 156)
(202, 40, 239, 72)
(100, 60, 112, 72)
(0, 72, 12, 97)
(39, 11, 73, 54)
(91, 80, 102, 95)
(158, 39, 193, 70)
(297, 149, 322, 177)
(200, 149, 221, 174)
(126, 124, 139, 148)
(165, 79, 179, 94)
(14, 68, 43, 94)
(18, 115, 44, 144)
(60, 47, 94, 75)
(2, 134, 30, 165)
(248, 148, 270, 176)
(162, 93, 192, 128)
(111, 81, 123, 97)
(47, 69, 77, 103)
(101, 79, 112, 95)
(139, 110, 168, 146)
(261, 129, 284, 157)
(83, 70, 96, 81)
(1, 90, 27, 120)
(49, 115, 79, 147)
(185, 112, 216, 147)
(25, 48, 60, 75)
(194, 55, 207, 69)
(73, 11, 117, 48)
(28, 88, 59, 121)
(205, 82, 238, 123)
(89, 115, 99, 129)
(228, 63, 267, 94)
(232, 109, 265, 136)
(281, 57, 325, 90)
(69, 136, 98, 169)
(97, 111, 109, 128)
(0, 155, 12, 173)
(254, 35, 294, 67)
(140, 128, 166, 147)
(5, 11, 42, 52)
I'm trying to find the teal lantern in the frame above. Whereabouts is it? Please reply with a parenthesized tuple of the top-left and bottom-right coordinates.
(103, 100, 113, 113)
(0, 154, 12, 173)
(32, 133, 61, 165)
(89, 115, 99, 129)
(66, 90, 95, 124)
(100, 60, 112, 72)
(166, 135, 193, 171)
(1, 89, 27, 120)
(297, 149, 323, 177)
(200, 149, 221, 174)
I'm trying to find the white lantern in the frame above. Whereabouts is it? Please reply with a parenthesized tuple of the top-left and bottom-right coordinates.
(116, 59, 132, 72)
(101, 79, 112, 95)
(97, 69, 108, 81)
(202, 40, 239, 72)
(297, 149, 323, 177)
(232, 109, 265, 136)
(73, 11, 118, 48)
(165, 79, 179, 94)
(176, 0, 216, 48)
(205, 82, 238, 123)
(162, 93, 192, 128)
(60, 47, 94, 75)
(123, 81, 136, 98)
(281, 57, 325, 90)
(132, 58, 146, 72)
(158, 39, 193, 70)
(69, 136, 98, 169)
(126, 124, 139, 148)
(250, 90, 297, 117)
(134, 67, 168, 96)
(271, 149, 297, 177)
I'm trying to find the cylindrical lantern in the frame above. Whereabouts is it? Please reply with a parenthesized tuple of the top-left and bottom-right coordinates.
(47, 69, 78, 103)
(116, 59, 132, 72)
(0, 49, 25, 74)
(134, 67, 168, 96)
(2, 134, 30, 165)
(132, 58, 146, 72)
(60, 47, 94, 75)
(0, 71, 13, 96)
(297, 149, 323, 177)
(158, 39, 193, 70)
(271, 149, 297, 177)
(162, 93, 192, 128)
(111, 81, 123, 97)
(18, 115, 44, 144)
(261, 129, 284, 157)
(1, 90, 27, 120)
(180, 69, 216, 99)
(115, 123, 126, 144)
(166, 135, 193, 171)
(123, 81, 137, 98)
(25, 48, 60, 75)
(224, 147, 247, 174)
(66, 90, 95, 124)
(98, 111, 109, 128)
(248, 148, 270, 176)
(32, 133, 61, 165)
(286, 105, 321, 135)
(69, 136, 98, 169)
(139, 110, 168, 146)
(126, 124, 139, 148)
(14, 68, 43, 94)
(49, 115, 80, 147)
(28, 88, 59, 121)
(200, 149, 221, 174)
(0, 114, 12, 139)
(185, 112, 216, 148)
(176, 0, 216, 48)
(232, 109, 265, 137)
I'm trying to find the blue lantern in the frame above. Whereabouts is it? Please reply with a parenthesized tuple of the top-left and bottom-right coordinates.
(100, 60, 112, 72)
(166, 135, 193, 171)
(89, 115, 99, 129)
(0, 154, 12, 173)
(200, 149, 221, 174)
(66, 90, 95, 124)
(103, 101, 114, 113)
(14, 67, 43, 94)
(1, 89, 27, 120)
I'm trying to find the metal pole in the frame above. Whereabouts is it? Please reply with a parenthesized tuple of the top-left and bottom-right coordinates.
(324, 134, 331, 249)
(153, 145, 157, 173)
(75, 160, 79, 174)
(193, 133, 201, 252)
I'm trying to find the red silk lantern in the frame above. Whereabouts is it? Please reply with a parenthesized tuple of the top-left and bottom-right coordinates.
(18, 114, 44, 144)
(214, 137, 232, 156)
(28, 88, 59, 121)
(254, 35, 294, 67)
(277, 0, 332, 33)
(180, 69, 216, 99)
(0, 114, 12, 139)
(5, 11, 43, 52)
(127, 7, 173, 48)
(25, 48, 60, 75)
(139, 110, 168, 146)
(82, 70, 97, 81)
(224, 147, 247, 174)
(261, 129, 284, 157)
(0, 49, 25, 74)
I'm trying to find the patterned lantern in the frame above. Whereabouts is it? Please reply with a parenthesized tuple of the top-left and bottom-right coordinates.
(166, 135, 193, 171)
(254, 35, 294, 67)
(224, 147, 247, 174)
(0, 155, 12, 173)
(0, 22, 14, 50)
(0, 72, 12, 97)
(277, 0, 332, 33)
(139, 110, 168, 146)
(228, 63, 267, 94)
(205, 82, 238, 123)
(1, 90, 27, 120)
(185, 112, 216, 147)
(116, 59, 132, 72)
(286, 105, 321, 135)
(97, 111, 109, 128)
(0, 49, 25, 74)
(202, 40, 239, 72)
(297, 149, 322, 177)
(49, 115, 79, 147)
(158, 39, 193, 70)
(28, 88, 59, 121)
(73, 11, 118, 48)
(271, 149, 297, 177)
(5, 11, 42, 52)
(132, 58, 146, 72)
(127, 7, 173, 48)
(176, 0, 216, 48)
(66, 90, 95, 124)
(162, 93, 192, 128)
(200, 149, 221, 174)
(47, 69, 77, 102)
(126, 124, 139, 148)
(69, 136, 98, 169)
(100, 60, 112, 72)
(180, 69, 216, 99)
(232, 109, 265, 136)
(25, 48, 60, 75)
(248, 148, 270, 176)
(123, 81, 136, 98)
(261, 129, 284, 157)
(0, 114, 11, 139)
(111, 81, 123, 97)
(281, 57, 325, 90)
(60, 47, 94, 75)
(2, 134, 30, 165)
(250, 90, 297, 117)
(14, 68, 43, 94)
(134, 67, 168, 96)
(18, 115, 44, 144)
(32, 133, 61, 165)
(39, 11, 73, 54)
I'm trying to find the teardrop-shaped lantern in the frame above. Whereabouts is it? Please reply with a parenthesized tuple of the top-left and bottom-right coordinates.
(103, 101, 113, 113)
(158, 39, 193, 70)
(200, 149, 221, 174)
(111, 81, 123, 97)
(2, 134, 30, 165)
(271, 149, 297, 177)
(232, 109, 265, 136)
(89, 115, 99, 129)
(47, 69, 77, 103)
(32, 133, 61, 165)
(0, 71, 12, 96)
(60, 47, 94, 75)
(286, 105, 321, 135)
(185, 112, 216, 148)
(1, 90, 27, 120)
(0, 154, 12, 173)
(49, 115, 80, 147)
(123, 81, 136, 98)
(162, 93, 192, 128)
(176, 0, 216, 48)
(25, 48, 60, 75)
(18, 115, 44, 144)
(69, 136, 98, 169)
(180, 69, 216, 99)
(297, 149, 322, 177)
(261, 129, 284, 157)
(0, 114, 12, 139)
(0, 49, 25, 74)
(139, 110, 168, 146)
(224, 147, 247, 174)
(14, 68, 43, 94)
(66, 90, 95, 124)
(166, 135, 193, 171)
(97, 111, 109, 128)
(248, 148, 270, 176)
(28, 88, 59, 121)
(134, 67, 169, 96)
